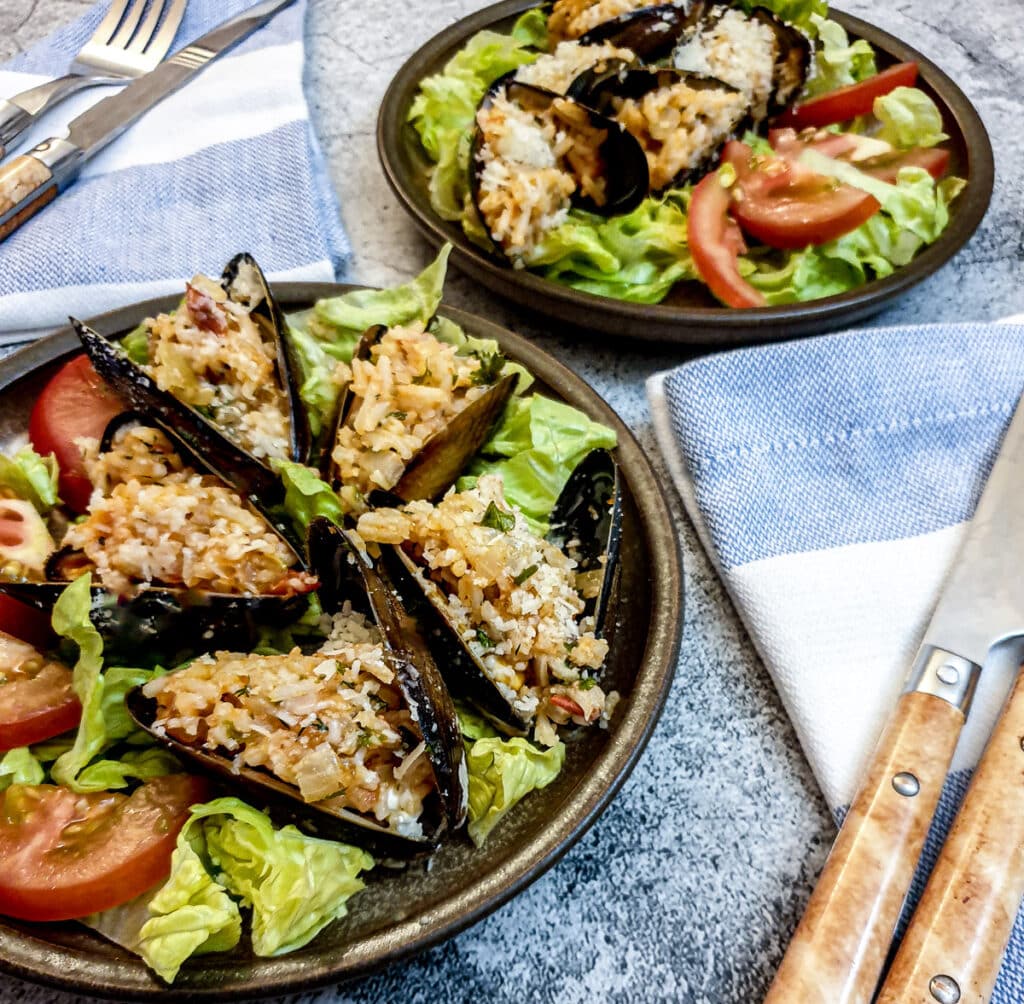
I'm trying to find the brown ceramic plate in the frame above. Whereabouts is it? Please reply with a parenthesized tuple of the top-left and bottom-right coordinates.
(378, 1, 994, 345)
(0, 285, 682, 1001)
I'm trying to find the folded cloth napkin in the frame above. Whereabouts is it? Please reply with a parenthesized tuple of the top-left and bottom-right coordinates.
(648, 322, 1024, 1002)
(0, 0, 349, 344)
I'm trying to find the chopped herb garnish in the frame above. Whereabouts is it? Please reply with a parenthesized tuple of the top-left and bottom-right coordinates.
(475, 628, 496, 650)
(233, 685, 250, 697)
(312, 718, 328, 732)
(579, 677, 597, 691)
(565, 639, 578, 653)
(412, 365, 432, 385)
(471, 350, 505, 385)
(357, 729, 381, 748)
(368, 693, 389, 711)
(480, 501, 515, 532)
(387, 410, 408, 420)
(513, 564, 539, 585)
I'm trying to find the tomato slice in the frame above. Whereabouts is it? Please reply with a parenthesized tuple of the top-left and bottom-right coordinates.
(0, 595, 53, 651)
(856, 146, 950, 183)
(0, 775, 208, 921)
(775, 62, 920, 130)
(29, 355, 127, 513)
(688, 168, 765, 309)
(0, 631, 80, 751)
(722, 140, 881, 250)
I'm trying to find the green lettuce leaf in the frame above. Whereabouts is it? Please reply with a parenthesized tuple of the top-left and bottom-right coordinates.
(802, 15, 877, 98)
(737, 0, 827, 33)
(524, 194, 699, 304)
(281, 319, 340, 440)
(270, 459, 345, 533)
(466, 737, 565, 847)
(121, 322, 150, 365)
(0, 446, 60, 512)
(511, 7, 548, 49)
(0, 746, 45, 790)
(74, 747, 181, 792)
(136, 827, 243, 983)
(194, 798, 374, 956)
(461, 395, 618, 531)
(50, 576, 107, 790)
(873, 86, 948, 149)
(430, 314, 533, 394)
(455, 702, 502, 740)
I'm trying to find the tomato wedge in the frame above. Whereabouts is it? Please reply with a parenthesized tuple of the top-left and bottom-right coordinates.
(0, 631, 80, 751)
(722, 140, 881, 250)
(775, 62, 919, 130)
(0, 595, 53, 651)
(0, 775, 208, 921)
(688, 169, 765, 309)
(856, 146, 950, 183)
(29, 354, 127, 513)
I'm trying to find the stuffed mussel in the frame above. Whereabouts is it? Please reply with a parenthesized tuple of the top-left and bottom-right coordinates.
(471, 78, 649, 264)
(0, 408, 315, 663)
(127, 518, 467, 859)
(322, 321, 517, 513)
(549, 0, 704, 56)
(353, 451, 623, 747)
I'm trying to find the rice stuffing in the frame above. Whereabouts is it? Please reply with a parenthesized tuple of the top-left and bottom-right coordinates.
(143, 607, 435, 838)
(355, 475, 615, 747)
(673, 6, 777, 122)
(548, 0, 667, 44)
(330, 321, 492, 509)
(515, 40, 635, 94)
(612, 77, 749, 190)
(476, 87, 608, 262)
(138, 267, 292, 461)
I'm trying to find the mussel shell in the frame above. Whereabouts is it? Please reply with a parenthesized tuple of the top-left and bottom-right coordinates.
(322, 324, 518, 503)
(577, 66, 750, 189)
(74, 320, 307, 560)
(374, 450, 624, 735)
(470, 77, 650, 248)
(0, 580, 308, 666)
(577, 0, 706, 60)
(221, 253, 313, 466)
(546, 448, 622, 636)
(748, 6, 811, 115)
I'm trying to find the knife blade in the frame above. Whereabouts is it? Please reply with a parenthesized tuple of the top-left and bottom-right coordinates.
(764, 389, 1024, 1004)
(0, 0, 297, 243)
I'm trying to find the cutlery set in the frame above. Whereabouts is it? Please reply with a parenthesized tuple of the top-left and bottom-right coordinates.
(0, 1, 1020, 1001)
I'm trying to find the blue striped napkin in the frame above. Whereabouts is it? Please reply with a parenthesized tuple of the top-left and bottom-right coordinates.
(648, 322, 1024, 1001)
(0, 0, 349, 344)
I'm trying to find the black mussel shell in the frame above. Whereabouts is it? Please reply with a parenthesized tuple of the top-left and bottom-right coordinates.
(748, 7, 811, 115)
(221, 253, 313, 466)
(125, 517, 467, 859)
(322, 324, 518, 503)
(0, 580, 308, 666)
(577, 0, 706, 60)
(547, 448, 622, 637)
(74, 320, 307, 559)
(470, 77, 649, 253)
(579, 66, 749, 189)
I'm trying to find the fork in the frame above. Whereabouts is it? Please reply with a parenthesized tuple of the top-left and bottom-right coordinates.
(0, 0, 187, 159)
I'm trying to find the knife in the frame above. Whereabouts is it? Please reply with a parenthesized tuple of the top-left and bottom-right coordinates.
(764, 389, 1024, 1004)
(0, 0, 296, 244)
(876, 655, 1024, 1004)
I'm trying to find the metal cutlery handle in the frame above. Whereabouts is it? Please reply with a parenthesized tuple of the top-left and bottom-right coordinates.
(0, 139, 82, 242)
(0, 75, 117, 160)
(876, 663, 1024, 1004)
(763, 646, 979, 1004)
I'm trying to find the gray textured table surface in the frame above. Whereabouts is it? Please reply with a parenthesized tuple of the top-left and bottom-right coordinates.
(0, 1, 1021, 1002)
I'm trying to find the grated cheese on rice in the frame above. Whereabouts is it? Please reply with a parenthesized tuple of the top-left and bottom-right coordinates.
(548, 0, 667, 44)
(515, 40, 636, 94)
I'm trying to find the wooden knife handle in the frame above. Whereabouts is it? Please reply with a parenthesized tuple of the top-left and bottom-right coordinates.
(877, 666, 1024, 1004)
(0, 154, 57, 243)
(764, 690, 967, 1004)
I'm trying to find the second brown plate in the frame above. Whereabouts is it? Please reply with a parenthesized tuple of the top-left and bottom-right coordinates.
(377, 0, 994, 345)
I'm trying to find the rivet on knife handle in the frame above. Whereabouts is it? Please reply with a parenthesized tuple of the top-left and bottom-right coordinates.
(763, 645, 979, 1004)
(876, 662, 1024, 1004)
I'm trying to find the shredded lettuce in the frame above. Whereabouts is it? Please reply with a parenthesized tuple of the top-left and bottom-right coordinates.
(524, 193, 699, 303)
(0, 746, 45, 790)
(0, 446, 60, 512)
(465, 736, 565, 847)
(802, 15, 877, 98)
(460, 395, 618, 532)
(874, 86, 948, 149)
